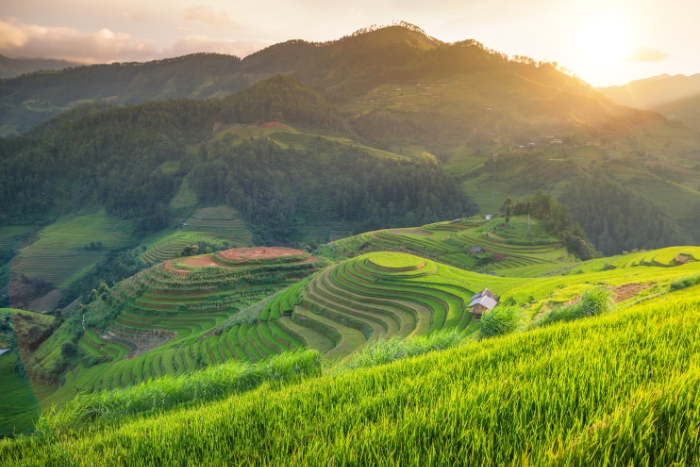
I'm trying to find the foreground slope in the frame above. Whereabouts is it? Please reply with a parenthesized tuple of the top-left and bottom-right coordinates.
(3, 279, 700, 464)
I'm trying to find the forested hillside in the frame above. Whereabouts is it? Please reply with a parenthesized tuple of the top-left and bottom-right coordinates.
(2, 23, 700, 314)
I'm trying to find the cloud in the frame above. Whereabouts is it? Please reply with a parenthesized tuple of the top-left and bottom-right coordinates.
(627, 46, 668, 62)
(167, 35, 271, 58)
(184, 5, 238, 28)
(0, 19, 158, 63)
(0, 18, 269, 63)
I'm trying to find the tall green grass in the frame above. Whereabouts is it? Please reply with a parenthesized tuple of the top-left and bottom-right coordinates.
(479, 306, 525, 339)
(670, 273, 700, 291)
(3, 290, 700, 465)
(537, 287, 613, 327)
(46, 350, 321, 433)
(343, 330, 462, 369)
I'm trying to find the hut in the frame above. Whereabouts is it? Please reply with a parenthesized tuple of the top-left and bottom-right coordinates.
(469, 246, 485, 255)
(468, 288, 498, 319)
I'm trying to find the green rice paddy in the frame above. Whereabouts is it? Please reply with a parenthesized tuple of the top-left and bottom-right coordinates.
(12, 210, 134, 288)
(140, 205, 252, 265)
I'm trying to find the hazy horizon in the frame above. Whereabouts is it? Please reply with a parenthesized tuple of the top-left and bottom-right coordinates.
(1, 0, 699, 87)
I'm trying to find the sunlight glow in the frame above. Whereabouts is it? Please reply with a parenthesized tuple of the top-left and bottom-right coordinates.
(576, 14, 636, 66)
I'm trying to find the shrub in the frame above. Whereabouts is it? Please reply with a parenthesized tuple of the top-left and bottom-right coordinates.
(537, 287, 613, 327)
(669, 274, 700, 291)
(480, 306, 525, 339)
(61, 341, 78, 358)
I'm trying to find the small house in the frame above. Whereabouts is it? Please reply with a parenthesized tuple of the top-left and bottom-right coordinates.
(468, 289, 499, 319)
(470, 246, 484, 254)
(485, 214, 493, 221)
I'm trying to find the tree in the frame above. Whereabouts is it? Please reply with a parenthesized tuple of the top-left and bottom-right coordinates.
(503, 197, 514, 224)
(61, 341, 78, 358)
(198, 143, 209, 162)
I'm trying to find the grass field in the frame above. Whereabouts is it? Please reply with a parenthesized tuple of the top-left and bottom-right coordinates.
(0, 308, 55, 435)
(140, 205, 252, 265)
(4, 279, 700, 464)
(12, 210, 134, 288)
(0, 226, 32, 251)
(317, 216, 575, 277)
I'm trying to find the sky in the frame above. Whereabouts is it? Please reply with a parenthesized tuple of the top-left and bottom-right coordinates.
(0, 0, 698, 87)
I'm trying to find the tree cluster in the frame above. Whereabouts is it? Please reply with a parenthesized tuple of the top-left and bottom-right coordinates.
(560, 175, 689, 255)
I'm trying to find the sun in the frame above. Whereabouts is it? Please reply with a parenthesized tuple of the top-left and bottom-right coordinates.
(576, 14, 636, 66)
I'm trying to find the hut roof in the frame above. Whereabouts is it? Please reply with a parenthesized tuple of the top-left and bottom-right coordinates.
(469, 289, 499, 310)
(468, 295, 498, 310)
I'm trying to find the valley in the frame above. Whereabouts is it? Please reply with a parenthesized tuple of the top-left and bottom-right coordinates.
(1, 19, 700, 465)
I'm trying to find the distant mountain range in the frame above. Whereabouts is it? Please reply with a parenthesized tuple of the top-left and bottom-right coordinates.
(0, 54, 79, 79)
(598, 74, 700, 131)
(0, 24, 661, 136)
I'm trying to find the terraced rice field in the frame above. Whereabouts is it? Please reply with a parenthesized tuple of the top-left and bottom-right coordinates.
(45, 249, 328, 402)
(319, 217, 574, 276)
(42, 242, 700, 408)
(140, 206, 252, 264)
(0, 226, 31, 251)
(12, 210, 134, 288)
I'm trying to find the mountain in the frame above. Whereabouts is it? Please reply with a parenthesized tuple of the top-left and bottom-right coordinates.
(598, 73, 700, 131)
(0, 24, 663, 136)
(0, 54, 79, 79)
(598, 73, 700, 109)
(2, 24, 700, 313)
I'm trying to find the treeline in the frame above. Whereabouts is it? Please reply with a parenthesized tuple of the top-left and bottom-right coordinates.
(503, 191, 597, 260)
(560, 175, 689, 255)
(189, 138, 476, 243)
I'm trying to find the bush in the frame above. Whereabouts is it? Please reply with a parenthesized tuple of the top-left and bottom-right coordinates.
(345, 330, 463, 369)
(480, 306, 525, 339)
(61, 341, 78, 358)
(669, 274, 700, 291)
(537, 287, 613, 327)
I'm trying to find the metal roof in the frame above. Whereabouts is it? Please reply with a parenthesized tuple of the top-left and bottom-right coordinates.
(468, 295, 498, 310)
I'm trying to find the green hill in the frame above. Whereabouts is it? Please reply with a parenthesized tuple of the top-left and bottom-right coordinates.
(4, 247, 700, 463)
(2, 25, 700, 314)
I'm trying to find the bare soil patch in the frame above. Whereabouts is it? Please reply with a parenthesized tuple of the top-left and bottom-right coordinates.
(612, 283, 653, 303)
(218, 247, 304, 262)
(164, 260, 190, 275)
(390, 228, 433, 237)
(180, 255, 221, 267)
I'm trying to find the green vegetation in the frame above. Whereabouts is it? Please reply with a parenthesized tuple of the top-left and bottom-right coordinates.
(366, 251, 424, 270)
(4, 282, 700, 464)
(317, 215, 580, 277)
(536, 287, 613, 327)
(12, 210, 134, 288)
(48, 350, 321, 432)
(479, 306, 524, 339)
(23, 248, 329, 406)
(0, 308, 56, 435)
(140, 206, 252, 265)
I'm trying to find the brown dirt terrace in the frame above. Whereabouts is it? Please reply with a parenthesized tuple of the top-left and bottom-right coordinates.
(217, 247, 305, 262)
